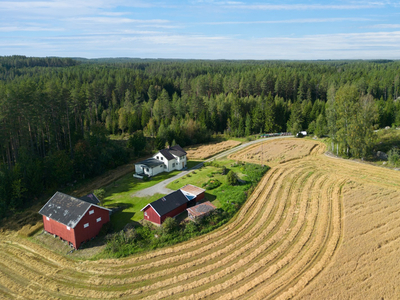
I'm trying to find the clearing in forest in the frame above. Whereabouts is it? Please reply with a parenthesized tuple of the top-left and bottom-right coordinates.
(185, 140, 241, 160)
(0, 138, 399, 299)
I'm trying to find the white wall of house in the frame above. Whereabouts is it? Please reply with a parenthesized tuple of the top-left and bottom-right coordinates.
(135, 164, 164, 177)
(153, 151, 187, 172)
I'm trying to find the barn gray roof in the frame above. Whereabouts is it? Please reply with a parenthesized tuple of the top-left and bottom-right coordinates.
(39, 192, 110, 229)
(142, 190, 188, 216)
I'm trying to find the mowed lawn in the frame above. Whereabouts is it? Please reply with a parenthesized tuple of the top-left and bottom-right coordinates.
(100, 159, 253, 231)
(102, 171, 180, 230)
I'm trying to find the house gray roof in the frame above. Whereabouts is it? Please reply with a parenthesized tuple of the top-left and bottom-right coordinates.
(159, 149, 175, 160)
(39, 192, 110, 229)
(169, 145, 187, 157)
(136, 158, 164, 168)
(142, 190, 188, 216)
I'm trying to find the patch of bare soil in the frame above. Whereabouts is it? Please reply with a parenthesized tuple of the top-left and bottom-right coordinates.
(185, 140, 241, 160)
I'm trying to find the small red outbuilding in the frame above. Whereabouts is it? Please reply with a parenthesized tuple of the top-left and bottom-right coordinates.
(141, 185, 206, 225)
(39, 191, 110, 249)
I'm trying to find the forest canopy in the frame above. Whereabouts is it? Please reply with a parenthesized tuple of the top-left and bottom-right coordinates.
(1, 56, 400, 217)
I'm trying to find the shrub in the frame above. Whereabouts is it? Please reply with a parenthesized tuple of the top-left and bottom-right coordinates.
(202, 179, 222, 190)
(227, 170, 239, 185)
(388, 148, 400, 167)
(94, 188, 105, 203)
(162, 217, 178, 234)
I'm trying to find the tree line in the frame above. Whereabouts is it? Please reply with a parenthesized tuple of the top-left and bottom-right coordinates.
(1, 56, 400, 217)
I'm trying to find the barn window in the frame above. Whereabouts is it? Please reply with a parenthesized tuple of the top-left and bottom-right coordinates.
(46, 217, 49, 221)
(96, 217, 101, 222)
(144, 212, 148, 217)
(89, 210, 94, 215)
(66, 226, 70, 230)
(84, 223, 89, 228)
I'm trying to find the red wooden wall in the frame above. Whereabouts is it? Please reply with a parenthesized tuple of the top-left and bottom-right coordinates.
(74, 206, 110, 249)
(143, 206, 161, 225)
(42, 216, 76, 246)
(160, 204, 187, 223)
(43, 205, 110, 249)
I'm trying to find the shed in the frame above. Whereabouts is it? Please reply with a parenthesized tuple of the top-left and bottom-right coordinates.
(180, 184, 206, 207)
(39, 192, 111, 249)
(141, 190, 189, 225)
(187, 201, 217, 220)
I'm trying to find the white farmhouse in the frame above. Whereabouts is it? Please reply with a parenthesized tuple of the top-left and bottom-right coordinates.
(135, 145, 187, 177)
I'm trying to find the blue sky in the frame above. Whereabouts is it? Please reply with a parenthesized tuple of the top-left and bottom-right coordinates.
(1, 0, 400, 59)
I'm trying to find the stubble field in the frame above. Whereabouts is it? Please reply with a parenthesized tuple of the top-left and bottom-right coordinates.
(185, 140, 242, 160)
(0, 138, 399, 299)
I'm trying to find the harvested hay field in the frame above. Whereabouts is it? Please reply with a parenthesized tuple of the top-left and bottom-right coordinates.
(185, 140, 241, 160)
(1, 139, 400, 299)
(228, 138, 324, 166)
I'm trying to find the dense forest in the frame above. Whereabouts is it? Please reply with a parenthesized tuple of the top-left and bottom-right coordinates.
(1, 56, 400, 217)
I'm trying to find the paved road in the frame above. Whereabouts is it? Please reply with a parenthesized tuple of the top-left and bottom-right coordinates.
(132, 135, 293, 197)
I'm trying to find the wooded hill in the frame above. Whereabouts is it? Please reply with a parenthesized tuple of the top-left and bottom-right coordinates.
(1, 56, 399, 217)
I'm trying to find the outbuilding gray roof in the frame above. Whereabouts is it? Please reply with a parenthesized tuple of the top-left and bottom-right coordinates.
(142, 190, 188, 216)
(39, 192, 110, 229)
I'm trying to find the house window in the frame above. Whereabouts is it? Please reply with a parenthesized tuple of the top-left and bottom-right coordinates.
(66, 226, 70, 230)
(46, 217, 49, 221)
(164, 165, 167, 169)
(96, 217, 101, 222)
(172, 163, 175, 167)
(156, 156, 159, 160)
(84, 223, 89, 228)
(161, 157, 163, 160)
(144, 212, 148, 217)
(146, 168, 149, 172)
(89, 210, 94, 215)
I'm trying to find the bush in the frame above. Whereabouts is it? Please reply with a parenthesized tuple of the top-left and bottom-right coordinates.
(227, 170, 239, 185)
(162, 217, 178, 234)
(202, 179, 222, 190)
(94, 188, 105, 203)
(388, 148, 400, 167)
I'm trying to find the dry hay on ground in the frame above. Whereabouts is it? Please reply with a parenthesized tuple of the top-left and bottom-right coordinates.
(0, 140, 400, 299)
(185, 140, 241, 160)
(228, 138, 324, 166)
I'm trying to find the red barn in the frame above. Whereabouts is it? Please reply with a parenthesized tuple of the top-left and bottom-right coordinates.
(141, 190, 190, 225)
(39, 192, 111, 249)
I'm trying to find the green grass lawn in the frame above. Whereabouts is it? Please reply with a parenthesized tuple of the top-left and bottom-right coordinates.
(168, 160, 263, 210)
(102, 170, 180, 230)
(100, 159, 268, 232)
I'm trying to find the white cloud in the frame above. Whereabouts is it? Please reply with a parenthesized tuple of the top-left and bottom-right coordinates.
(3, 30, 400, 60)
(366, 24, 400, 28)
(204, 18, 371, 25)
(213, 2, 387, 10)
